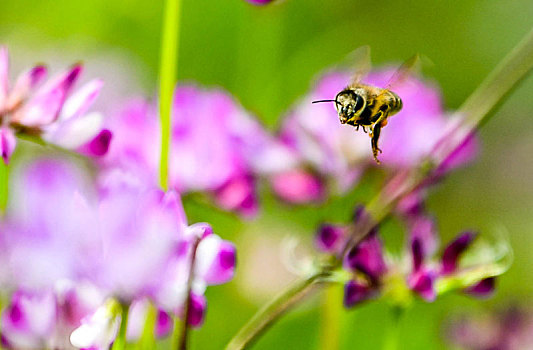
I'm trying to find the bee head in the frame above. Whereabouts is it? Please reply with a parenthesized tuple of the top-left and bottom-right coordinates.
(334, 90, 365, 124)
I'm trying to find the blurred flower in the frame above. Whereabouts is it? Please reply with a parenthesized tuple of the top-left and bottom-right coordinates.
(447, 306, 533, 350)
(103, 85, 295, 217)
(126, 299, 172, 341)
(70, 299, 120, 350)
(1, 282, 104, 350)
(273, 68, 477, 203)
(0, 46, 111, 163)
(314, 206, 504, 308)
(1, 157, 237, 346)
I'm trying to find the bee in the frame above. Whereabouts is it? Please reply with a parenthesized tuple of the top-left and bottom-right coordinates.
(313, 47, 418, 163)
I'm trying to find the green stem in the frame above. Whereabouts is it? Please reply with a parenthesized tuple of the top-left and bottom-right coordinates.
(0, 163, 8, 213)
(319, 285, 342, 350)
(225, 271, 329, 350)
(137, 302, 157, 350)
(175, 237, 201, 350)
(112, 304, 130, 350)
(158, 0, 182, 190)
(225, 25, 533, 350)
(382, 307, 403, 350)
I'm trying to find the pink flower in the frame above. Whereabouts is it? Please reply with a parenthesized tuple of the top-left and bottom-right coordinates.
(103, 85, 295, 216)
(0, 46, 111, 163)
(274, 68, 477, 202)
(1, 283, 104, 350)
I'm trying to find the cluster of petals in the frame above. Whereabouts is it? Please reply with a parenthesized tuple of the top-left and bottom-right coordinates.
(272, 68, 477, 203)
(0, 158, 236, 348)
(102, 85, 296, 217)
(448, 306, 533, 350)
(315, 206, 496, 308)
(0, 46, 112, 163)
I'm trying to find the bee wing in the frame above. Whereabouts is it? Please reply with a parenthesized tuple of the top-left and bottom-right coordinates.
(346, 45, 372, 85)
(382, 54, 421, 91)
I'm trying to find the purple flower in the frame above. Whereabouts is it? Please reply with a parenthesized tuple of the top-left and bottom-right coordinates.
(0, 47, 111, 163)
(1, 290, 56, 349)
(343, 280, 374, 307)
(314, 205, 502, 308)
(343, 231, 387, 283)
(274, 67, 477, 202)
(447, 306, 533, 350)
(2, 157, 237, 339)
(126, 300, 172, 341)
(1, 283, 104, 349)
(103, 86, 296, 216)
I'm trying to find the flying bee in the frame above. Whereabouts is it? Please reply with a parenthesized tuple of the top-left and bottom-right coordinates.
(313, 47, 419, 163)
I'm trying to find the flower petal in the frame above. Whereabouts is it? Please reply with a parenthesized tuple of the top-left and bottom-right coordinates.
(441, 231, 477, 275)
(59, 79, 103, 121)
(14, 65, 82, 126)
(43, 112, 104, 149)
(195, 235, 236, 285)
(408, 269, 436, 302)
(78, 129, 113, 157)
(344, 231, 386, 282)
(411, 238, 424, 272)
(187, 294, 206, 328)
(343, 280, 374, 308)
(315, 224, 345, 254)
(0, 46, 9, 108)
(214, 174, 257, 218)
(1, 291, 56, 349)
(7, 65, 47, 110)
(270, 169, 324, 203)
(155, 310, 172, 338)
(0, 127, 16, 164)
(70, 303, 119, 350)
(464, 277, 496, 298)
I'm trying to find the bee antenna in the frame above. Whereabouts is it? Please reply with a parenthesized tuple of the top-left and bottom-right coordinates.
(312, 99, 337, 104)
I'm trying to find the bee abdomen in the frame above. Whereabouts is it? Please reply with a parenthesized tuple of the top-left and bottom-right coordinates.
(390, 92, 403, 114)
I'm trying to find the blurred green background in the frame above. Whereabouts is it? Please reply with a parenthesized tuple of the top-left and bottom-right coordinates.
(2, 0, 533, 348)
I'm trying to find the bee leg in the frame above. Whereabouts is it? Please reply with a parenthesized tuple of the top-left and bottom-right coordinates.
(362, 126, 367, 133)
(370, 123, 383, 163)
(356, 125, 360, 131)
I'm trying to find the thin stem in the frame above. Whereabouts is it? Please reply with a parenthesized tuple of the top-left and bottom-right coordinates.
(0, 163, 8, 213)
(112, 304, 130, 350)
(225, 271, 329, 350)
(158, 0, 182, 190)
(382, 307, 403, 350)
(137, 302, 157, 350)
(225, 25, 533, 350)
(319, 285, 342, 350)
(172, 237, 201, 350)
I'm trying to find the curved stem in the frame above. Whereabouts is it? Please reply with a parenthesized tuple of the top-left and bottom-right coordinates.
(112, 304, 130, 350)
(137, 302, 157, 350)
(175, 236, 201, 350)
(319, 285, 342, 350)
(225, 271, 329, 350)
(158, 0, 182, 190)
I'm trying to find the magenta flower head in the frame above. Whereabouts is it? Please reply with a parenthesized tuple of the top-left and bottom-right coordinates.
(103, 85, 295, 217)
(0, 46, 112, 163)
(313, 205, 506, 309)
(273, 67, 477, 203)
